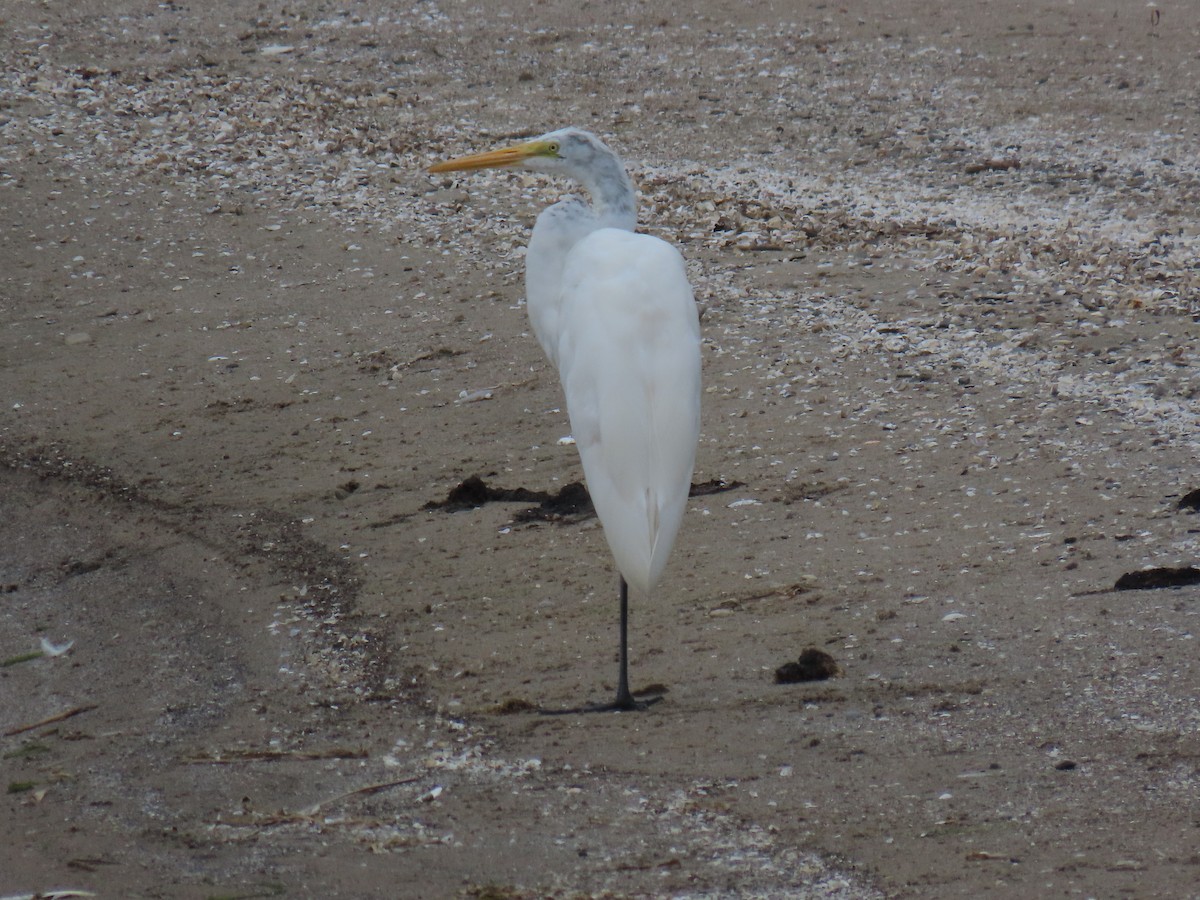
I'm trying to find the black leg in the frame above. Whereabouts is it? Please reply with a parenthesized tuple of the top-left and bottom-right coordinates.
(538, 575, 662, 715)
(613, 576, 636, 709)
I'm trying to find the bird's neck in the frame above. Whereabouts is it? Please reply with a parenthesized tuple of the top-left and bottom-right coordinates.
(578, 158, 637, 232)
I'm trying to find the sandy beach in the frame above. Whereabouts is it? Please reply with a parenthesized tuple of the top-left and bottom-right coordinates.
(2, 0, 1198, 896)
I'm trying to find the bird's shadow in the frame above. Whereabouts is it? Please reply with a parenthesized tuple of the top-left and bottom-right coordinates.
(537, 694, 664, 716)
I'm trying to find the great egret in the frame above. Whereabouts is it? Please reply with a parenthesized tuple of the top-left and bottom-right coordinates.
(429, 128, 702, 711)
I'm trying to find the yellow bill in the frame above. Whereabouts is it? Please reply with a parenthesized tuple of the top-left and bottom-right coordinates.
(428, 138, 558, 173)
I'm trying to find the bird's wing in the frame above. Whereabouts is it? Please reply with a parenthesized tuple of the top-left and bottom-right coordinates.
(555, 228, 701, 595)
(525, 197, 594, 369)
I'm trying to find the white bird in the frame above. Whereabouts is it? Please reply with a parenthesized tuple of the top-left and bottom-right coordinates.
(429, 128, 701, 711)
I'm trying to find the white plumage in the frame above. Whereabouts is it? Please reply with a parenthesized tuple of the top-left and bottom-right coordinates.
(557, 228, 700, 596)
(429, 128, 701, 710)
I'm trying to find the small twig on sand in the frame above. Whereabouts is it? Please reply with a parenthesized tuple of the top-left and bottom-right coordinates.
(209, 778, 421, 830)
(4, 704, 98, 737)
(303, 776, 422, 816)
(0, 651, 44, 667)
(182, 747, 369, 765)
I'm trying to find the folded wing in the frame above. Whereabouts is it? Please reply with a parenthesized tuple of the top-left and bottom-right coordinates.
(555, 228, 702, 596)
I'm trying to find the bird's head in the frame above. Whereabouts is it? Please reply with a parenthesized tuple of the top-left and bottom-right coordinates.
(428, 128, 611, 180)
(429, 128, 635, 228)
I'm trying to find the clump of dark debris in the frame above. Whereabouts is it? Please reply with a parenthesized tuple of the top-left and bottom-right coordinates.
(422, 474, 594, 521)
(424, 474, 744, 523)
(422, 474, 546, 511)
(1176, 488, 1200, 512)
(775, 648, 840, 683)
(491, 698, 538, 715)
(1114, 565, 1200, 591)
(514, 481, 593, 522)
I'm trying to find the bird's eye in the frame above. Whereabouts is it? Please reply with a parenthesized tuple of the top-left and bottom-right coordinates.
(546, 141, 560, 155)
